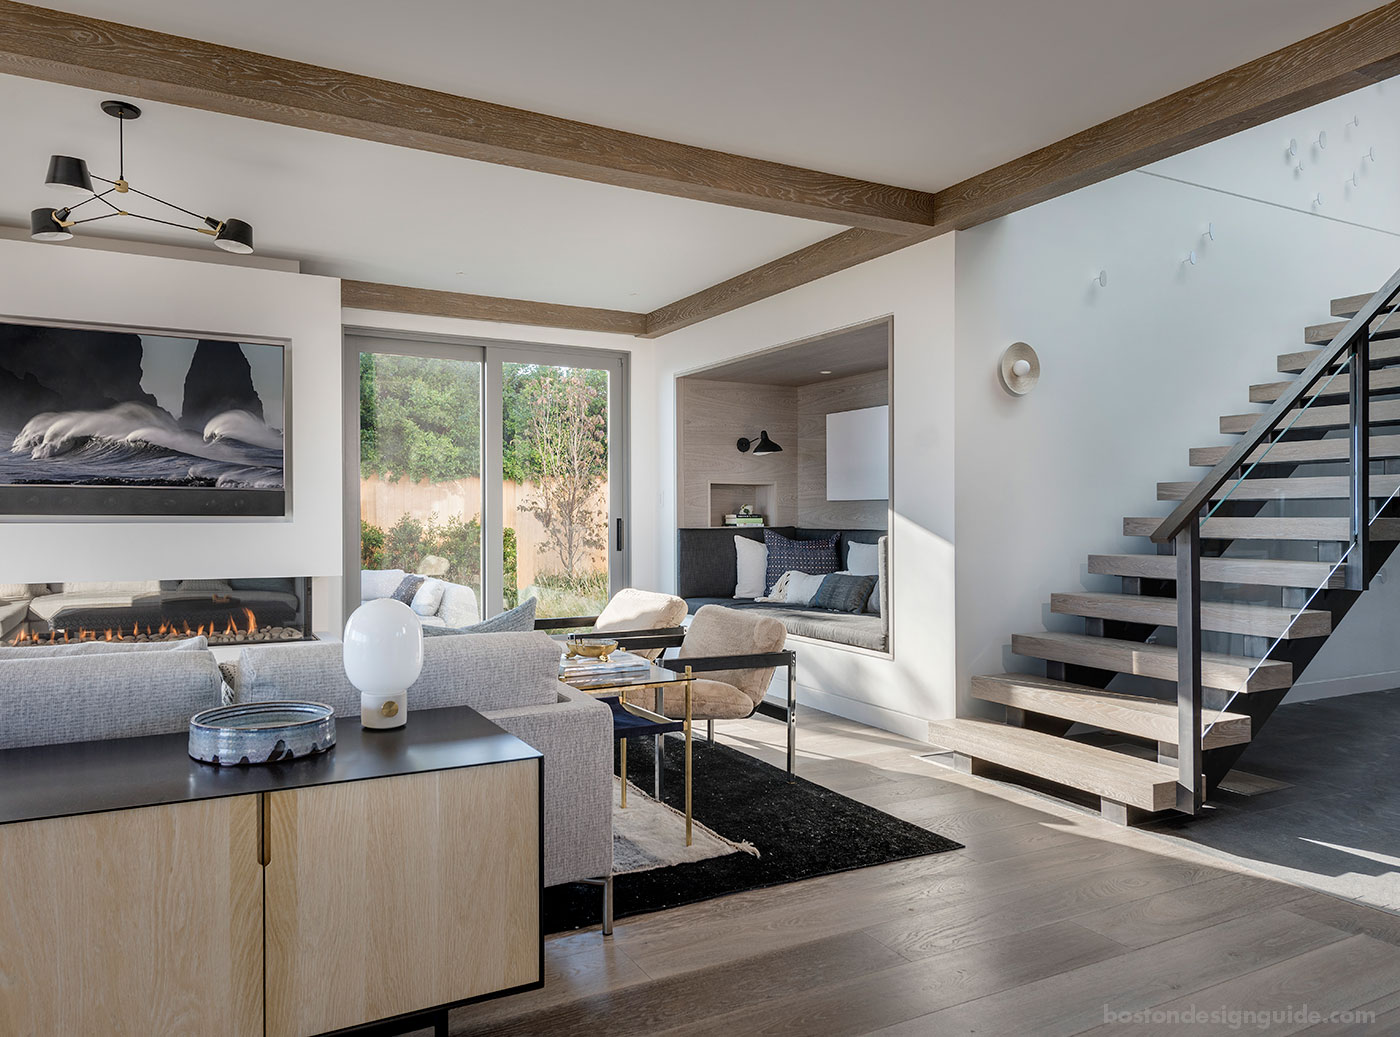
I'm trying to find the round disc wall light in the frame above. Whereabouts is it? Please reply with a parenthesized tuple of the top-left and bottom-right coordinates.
(998, 342, 1040, 396)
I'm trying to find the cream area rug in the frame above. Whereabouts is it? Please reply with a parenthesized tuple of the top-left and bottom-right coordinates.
(611, 776, 758, 875)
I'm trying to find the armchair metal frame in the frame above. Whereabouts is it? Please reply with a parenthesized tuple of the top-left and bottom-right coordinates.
(537, 616, 798, 774)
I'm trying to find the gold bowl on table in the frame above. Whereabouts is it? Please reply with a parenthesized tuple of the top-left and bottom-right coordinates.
(565, 637, 619, 662)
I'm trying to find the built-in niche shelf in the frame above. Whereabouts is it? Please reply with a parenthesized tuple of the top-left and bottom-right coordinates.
(708, 482, 776, 528)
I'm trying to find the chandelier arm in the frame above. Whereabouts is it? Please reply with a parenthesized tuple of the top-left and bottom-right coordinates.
(89, 173, 116, 185)
(63, 188, 116, 214)
(123, 211, 216, 235)
(123, 185, 212, 224)
(69, 212, 122, 227)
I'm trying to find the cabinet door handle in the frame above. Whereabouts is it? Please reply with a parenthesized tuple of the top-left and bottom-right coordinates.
(258, 793, 271, 866)
(615, 517, 624, 552)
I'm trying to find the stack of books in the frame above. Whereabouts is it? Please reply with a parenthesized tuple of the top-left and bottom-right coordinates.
(559, 650, 652, 679)
(723, 514, 765, 527)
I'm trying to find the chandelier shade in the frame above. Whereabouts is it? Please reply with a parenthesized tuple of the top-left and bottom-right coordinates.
(29, 100, 255, 254)
(29, 207, 73, 242)
(45, 155, 93, 195)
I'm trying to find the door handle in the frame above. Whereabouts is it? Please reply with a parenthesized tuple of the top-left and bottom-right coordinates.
(616, 518, 624, 552)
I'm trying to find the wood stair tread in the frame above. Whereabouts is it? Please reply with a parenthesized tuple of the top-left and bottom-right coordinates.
(1332, 292, 1373, 318)
(1088, 553, 1344, 589)
(971, 674, 1251, 749)
(1220, 398, 1400, 434)
(1158, 475, 1400, 502)
(1250, 366, 1400, 403)
(1277, 339, 1400, 374)
(1124, 515, 1400, 542)
(1050, 591, 1330, 639)
(1189, 434, 1400, 467)
(1011, 631, 1291, 693)
(1305, 316, 1400, 345)
(928, 717, 1180, 812)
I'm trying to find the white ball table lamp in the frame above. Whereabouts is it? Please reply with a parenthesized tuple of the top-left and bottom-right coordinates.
(343, 598, 424, 730)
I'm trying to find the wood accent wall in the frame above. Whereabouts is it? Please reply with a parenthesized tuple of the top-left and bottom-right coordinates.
(677, 378, 798, 527)
(798, 370, 890, 529)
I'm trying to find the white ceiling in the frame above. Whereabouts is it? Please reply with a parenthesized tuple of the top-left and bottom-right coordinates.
(36, 0, 1382, 191)
(3, 1, 1384, 312)
(0, 74, 841, 310)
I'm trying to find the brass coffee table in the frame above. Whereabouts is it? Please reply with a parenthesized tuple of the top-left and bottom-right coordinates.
(561, 662, 696, 845)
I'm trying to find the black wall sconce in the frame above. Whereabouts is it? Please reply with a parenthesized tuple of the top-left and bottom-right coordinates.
(736, 430, 783, 455)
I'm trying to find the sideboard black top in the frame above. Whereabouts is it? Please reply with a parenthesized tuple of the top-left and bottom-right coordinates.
(0, 705, 540, 826)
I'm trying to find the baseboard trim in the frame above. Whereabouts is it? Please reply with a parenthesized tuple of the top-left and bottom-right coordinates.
(1289, 669, 1400, 703)
(763, 682, 935, 742)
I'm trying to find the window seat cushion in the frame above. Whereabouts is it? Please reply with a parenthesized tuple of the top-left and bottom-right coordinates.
(681, 597, 886, 652)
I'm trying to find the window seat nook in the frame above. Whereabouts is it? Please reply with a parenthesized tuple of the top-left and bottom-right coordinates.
(676, 527, 889, 653)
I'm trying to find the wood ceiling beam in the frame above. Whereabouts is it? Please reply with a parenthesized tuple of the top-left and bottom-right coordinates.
(0, 2, 935, 234)
(645, 1, 1400, 337)
(341, 280, 647, 336)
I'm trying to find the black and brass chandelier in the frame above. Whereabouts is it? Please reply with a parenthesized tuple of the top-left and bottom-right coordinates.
(30, 99, 254, 254)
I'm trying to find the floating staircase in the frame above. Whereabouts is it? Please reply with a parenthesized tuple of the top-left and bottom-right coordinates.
(932, 281, 1400, 823)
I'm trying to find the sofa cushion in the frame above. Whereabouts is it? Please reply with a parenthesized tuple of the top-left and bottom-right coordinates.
(360, 569, 406, 600)
(734, 536, 768, 598)
(0, 599, 29, 638)
(680, 599, 886, 651)
(0, 635, 209, 660)
(762, 530, 839, 596)
(437, 582, 479, 627)
(236, 629, 561, 715)
(676, 527, 774, 599)
(627, 679, 756, 721)
(0, 651, 223, 750)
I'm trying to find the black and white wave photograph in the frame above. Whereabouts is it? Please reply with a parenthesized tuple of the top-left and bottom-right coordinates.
(0, 321, 285, 515)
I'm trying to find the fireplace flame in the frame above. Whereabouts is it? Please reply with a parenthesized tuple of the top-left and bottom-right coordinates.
(7, 607, 291, 647)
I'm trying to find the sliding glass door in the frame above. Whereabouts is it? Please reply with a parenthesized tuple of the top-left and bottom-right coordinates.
(346, 333, 627, 625)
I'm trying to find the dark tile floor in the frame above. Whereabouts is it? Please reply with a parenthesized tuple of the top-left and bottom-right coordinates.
(1147, 688, 1400, 912)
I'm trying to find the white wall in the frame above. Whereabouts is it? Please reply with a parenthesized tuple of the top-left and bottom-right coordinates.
(953, 84, 1400, 710)
(340, 309, 659, 595)
(0, 238, 347, 626)
(651, 237, 957, 739)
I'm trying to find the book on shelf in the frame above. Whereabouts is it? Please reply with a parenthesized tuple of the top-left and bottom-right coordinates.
(723, 514, 766, 526)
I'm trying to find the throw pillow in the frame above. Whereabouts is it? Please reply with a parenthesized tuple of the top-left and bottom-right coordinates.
(783, 570, 829, 607)
(812, 573, 879, 614)
(734, 536, 768, 599)
(423, 596, 537, 636)
(391, 575, 425, 604)
(866, 577, 882, 615)
(437, 582, 480, 627)
(763, 530, 839, 596)
(410, 577, 447, 617)
(757, 571, 792, 603)
(846, 541, 880, 576)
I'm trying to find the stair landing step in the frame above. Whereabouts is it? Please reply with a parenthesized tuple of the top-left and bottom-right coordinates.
(1088, 553, 1344, 590)
(1158, 475, 1400, 502)
(1050, 591, 1330, 639)
(1124, 515, 1400, 542)
(928, 717, 1180, 813)
(1011, 631, 1291, 693)
(971, 674, 1251, 749)
(1305, 315, 1400, 345)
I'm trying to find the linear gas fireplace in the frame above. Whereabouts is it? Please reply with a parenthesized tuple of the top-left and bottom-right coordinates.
(4, 578, 313, 647)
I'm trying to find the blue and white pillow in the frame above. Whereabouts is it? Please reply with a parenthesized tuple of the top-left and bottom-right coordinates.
(762, 530, 839, 596)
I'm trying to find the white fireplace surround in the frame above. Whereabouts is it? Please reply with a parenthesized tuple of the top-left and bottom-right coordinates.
(0, 238, 345, 630)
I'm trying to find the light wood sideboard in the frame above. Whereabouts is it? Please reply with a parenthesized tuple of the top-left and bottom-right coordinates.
(0, 707, 543, 1037)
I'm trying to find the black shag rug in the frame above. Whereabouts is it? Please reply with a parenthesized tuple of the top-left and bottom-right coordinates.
(543, 734, 962, 933)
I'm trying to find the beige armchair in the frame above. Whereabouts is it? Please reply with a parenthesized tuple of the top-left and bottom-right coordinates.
(590, 588, 688, 661)
(639, 604, 797, 773)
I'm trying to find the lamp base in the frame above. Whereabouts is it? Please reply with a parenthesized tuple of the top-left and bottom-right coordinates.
(361, 690, 407, 730)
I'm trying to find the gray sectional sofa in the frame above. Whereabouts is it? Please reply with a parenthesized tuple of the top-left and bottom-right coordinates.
(677, 527, 889, 652)
(226, 630, 611, 888)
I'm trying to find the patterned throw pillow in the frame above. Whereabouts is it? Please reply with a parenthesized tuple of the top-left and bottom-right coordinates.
(811, 573, 879, 614)
(762, 530, 839, 596)
(391, 575, 425, 604)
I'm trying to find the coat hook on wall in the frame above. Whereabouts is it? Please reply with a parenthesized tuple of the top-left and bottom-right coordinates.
(1346, 172, 1360, 188)
(1094, 269, 1108, 288)
(1183, 250, 1198, 266)
(1288, 138, 1299, 157)
(1314, 131, 1328, 150)
(1349, 115, 1361, 128)
(1312, 192, 1325, 209)
(1365, 146, 1378, 163)
(1202, 222, 1216, 242)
